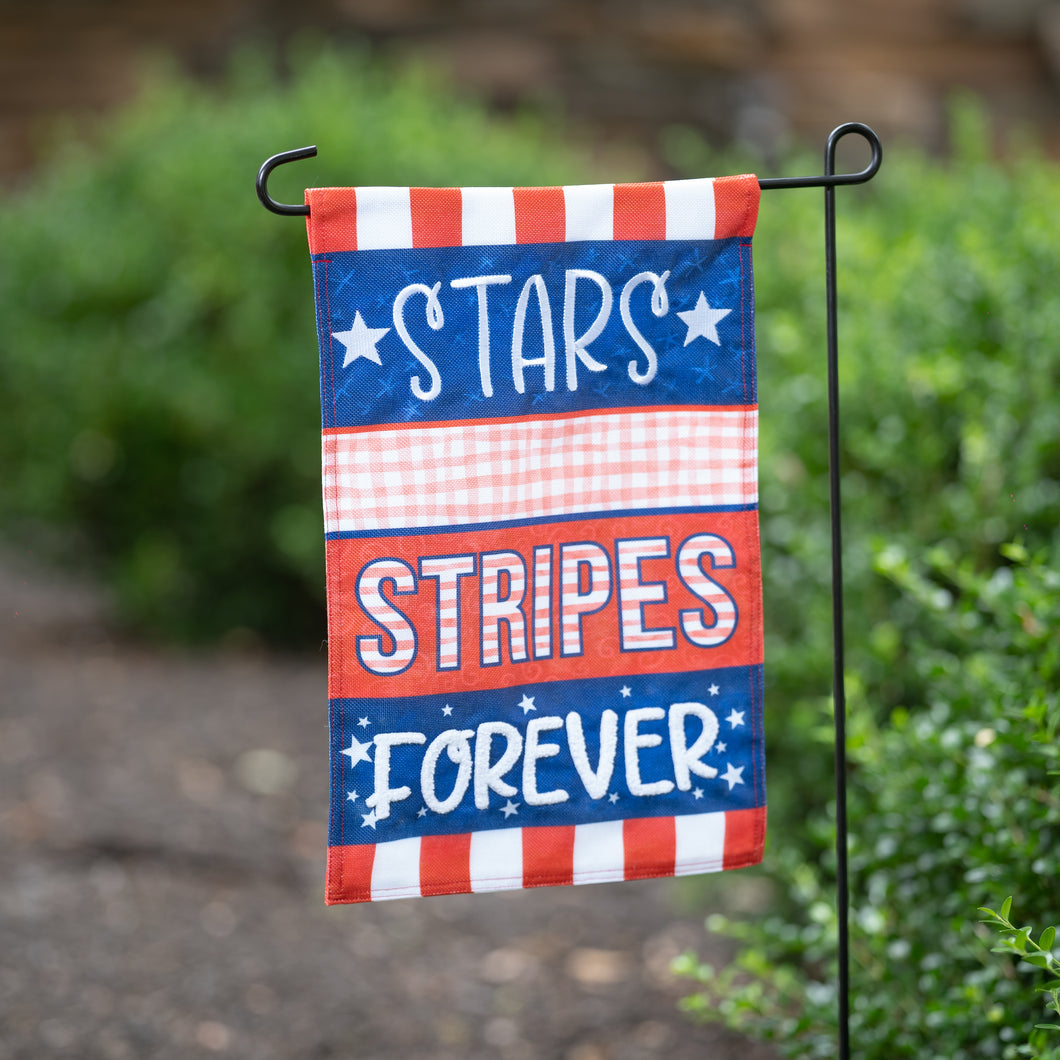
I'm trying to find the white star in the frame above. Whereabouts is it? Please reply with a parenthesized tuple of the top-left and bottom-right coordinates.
(332, 311, 390, 368)
(357, 716, 370, 728)
(361, 809, 378, 829)
(519, 695, 536, 715)
(726, 709, 746, 729)
(346, 791, 358, 802)
(721, 763, 745, 790)
(708, 684, 720, 696)
(500, 799, 520, 819)
(608, 792, 619, 804)
(716, 741, 727, 753)
(341, 734, 373, 767)
(417, 806, 428, 818)
(677, 291, 732, 346)
(620, 686, 632, 698)
(442, 704, 453, 717)
(693, 787, 704, 800)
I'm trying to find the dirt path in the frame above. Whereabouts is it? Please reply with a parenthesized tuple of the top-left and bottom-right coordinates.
(0, 550, 778, 1059)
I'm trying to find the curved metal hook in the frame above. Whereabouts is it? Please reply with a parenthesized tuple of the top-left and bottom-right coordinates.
(759, 122, 881, 190)
(257, 145, 317, 216)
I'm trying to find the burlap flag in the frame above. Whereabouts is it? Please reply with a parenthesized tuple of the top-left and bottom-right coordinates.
(304, 176, 765, 903)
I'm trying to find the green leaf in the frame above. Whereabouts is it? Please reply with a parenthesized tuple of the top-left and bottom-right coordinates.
(1041, 926, 1056, 952)
(1022, 953, 1052, 968)
(1002, 896, 1014, 921)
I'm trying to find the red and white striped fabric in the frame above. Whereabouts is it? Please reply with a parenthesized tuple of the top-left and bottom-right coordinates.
(305, 176, 759, 254)
(328, 807, 766, 902)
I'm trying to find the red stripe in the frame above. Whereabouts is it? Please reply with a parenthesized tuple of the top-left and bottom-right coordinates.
(613, 182, 666, 241)
(713, 175, 760, 239)
(420, 833, 472, 895)
(513, 186, 565, 244)
(522, 825, 575, 887)
(722, 805, 766, 870)
(325, 843, 375, 904)
(305, 188, 358, 255)
(410, 187, 463, 248)
(623, 816, 676, 880)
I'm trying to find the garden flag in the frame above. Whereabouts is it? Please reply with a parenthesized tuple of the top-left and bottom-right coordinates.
(305, 176, 766, 903)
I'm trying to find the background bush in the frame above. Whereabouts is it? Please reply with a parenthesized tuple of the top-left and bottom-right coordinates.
(670, 110, 1060, 1057)
(0, 45, 595, 643)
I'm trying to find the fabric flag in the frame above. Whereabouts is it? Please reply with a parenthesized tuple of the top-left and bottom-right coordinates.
(304, 175, 765, 904)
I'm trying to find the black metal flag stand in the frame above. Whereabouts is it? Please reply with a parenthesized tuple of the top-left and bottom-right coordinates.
(257, 122, 883, 1060)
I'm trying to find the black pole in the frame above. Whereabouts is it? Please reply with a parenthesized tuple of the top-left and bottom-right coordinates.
(761, 122, 881, 1060)
(824, 125, 850, 1060)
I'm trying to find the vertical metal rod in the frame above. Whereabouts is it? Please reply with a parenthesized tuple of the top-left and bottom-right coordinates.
(824, 133, 851, 1060)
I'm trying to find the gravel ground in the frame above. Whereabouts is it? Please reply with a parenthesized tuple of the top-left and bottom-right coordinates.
(0, 550, 779, 1060)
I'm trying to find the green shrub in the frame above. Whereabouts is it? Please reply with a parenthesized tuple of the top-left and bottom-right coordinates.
(677, 543, 1060, 1057)
(0, 45, 595, 642)
(668, 109, 1060, 1056)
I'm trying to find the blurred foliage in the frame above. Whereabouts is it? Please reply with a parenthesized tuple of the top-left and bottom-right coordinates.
(0, 44, 595, 643)
(669, 104, 1060, 1057)
(677, 543, 1060, 1057)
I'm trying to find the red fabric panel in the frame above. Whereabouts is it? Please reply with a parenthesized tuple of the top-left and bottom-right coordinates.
(410, 187, 463, 248)
(325, 843, 375, 905)
(420, 832, 473, 896)
(522, 825, 575, 887)
(623, 815, 676, 880)
(305, 188, 358, 254)
(613, 182, 666, 241)
(722, 805, 767, 870)
(513, 186, 566, 244)
(712, 175, 761, 239)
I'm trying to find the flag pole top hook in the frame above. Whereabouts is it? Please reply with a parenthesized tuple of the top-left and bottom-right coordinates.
(255, 122, 880, 216)
(257, 145, 316, 216)
(759, 122, 881, 190)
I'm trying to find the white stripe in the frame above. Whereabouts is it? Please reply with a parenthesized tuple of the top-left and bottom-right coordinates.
(370, 836, 422, 899)
(356, 187, 414, 250)
(572, 819, 625, 885)
(563, 183, 614, 241)
(674, 811, 726, 875)
(469, 827, 525, 892)
(664, 178, 716, 240)
(462, 186, 516, 246)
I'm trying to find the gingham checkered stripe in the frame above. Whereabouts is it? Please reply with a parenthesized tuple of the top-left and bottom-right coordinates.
(322, 407, 757, 534)
(334, 810, 742, 901)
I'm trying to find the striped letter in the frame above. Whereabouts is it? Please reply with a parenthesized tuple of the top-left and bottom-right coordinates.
(419, 554, 476, 672)
(480, 550, 528, 666)
(560, 542, 612, 657)
(616, 537, 676, 652)
(355, 559, 418, 675)
(677, 533, 738, 647)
